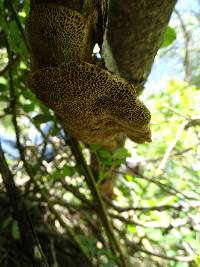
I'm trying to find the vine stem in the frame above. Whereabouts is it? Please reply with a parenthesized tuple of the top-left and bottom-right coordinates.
(67, 135, 127, 266)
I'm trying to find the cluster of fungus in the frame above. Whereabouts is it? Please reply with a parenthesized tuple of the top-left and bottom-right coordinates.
(26, 3, 151, 149)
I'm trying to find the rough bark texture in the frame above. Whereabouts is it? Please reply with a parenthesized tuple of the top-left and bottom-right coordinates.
(103, 0, 177, 94)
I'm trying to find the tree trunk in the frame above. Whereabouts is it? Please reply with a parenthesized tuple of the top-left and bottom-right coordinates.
(103, 0, 177, 94)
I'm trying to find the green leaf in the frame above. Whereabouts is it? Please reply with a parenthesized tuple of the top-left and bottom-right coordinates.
(194, 251, 200, 266)
(22, 103, 35, 112)
(98, 149, 112, 159)
(8, 20, 28, 61)
(51, 169, 62, 180)
(112, 159, 124, 166)
(39, 104, 51, 116)
(1, 216, 13, 229)
(33, 114, 51, 125)
(127, 225, 136, 234)
(113, 147, 130, 159)
(0, 83, 6, 92)
(62, 165, 74, 176)
(98, 149, 113, 166)
(34, 246, 42, 260)
(78, 234, 98, 257)
(11, 220, 20, 240)
(51, 126, 61, 136)
(51, 166, 75, 180)
(161, 26, 176, 48)
(0, 95, 9, 101)
(90, 144, 101, 152)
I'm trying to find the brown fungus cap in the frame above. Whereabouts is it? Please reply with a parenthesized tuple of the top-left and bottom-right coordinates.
(26, 4, 97, 69)
(28, 61, 151, 147)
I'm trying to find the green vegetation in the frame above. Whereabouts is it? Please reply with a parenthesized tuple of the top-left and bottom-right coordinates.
(0, 1, 199, 266)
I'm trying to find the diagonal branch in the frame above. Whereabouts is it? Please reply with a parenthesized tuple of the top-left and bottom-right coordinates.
(66, 135, 127, 266)
(103, 0, 178, 93)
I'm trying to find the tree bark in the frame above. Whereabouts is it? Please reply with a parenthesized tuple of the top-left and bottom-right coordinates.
(30, 0, 177, 92)
(103, 0, 177, 93)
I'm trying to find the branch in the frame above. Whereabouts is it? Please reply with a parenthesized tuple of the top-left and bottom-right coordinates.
(175, 8, 191, 81)
(66, 135, 127, 266)
(7, 1, 30, 51)
(126, 239, 193, 262)
(185, 118, 200, 129)
(143, 147, 193, 164)
(156, 121, 187, 175)
(4, 32, 50, 267)
(4, 28, 93, 266)
(110, 211, 193, 230)
(103, 0, 177, 93)
(104, 197, 182, 213)
(0, 54, 20, 76)
(0, 144, 49, 267)
(124, 165, 198, 201)
(60, 180, 92, 206)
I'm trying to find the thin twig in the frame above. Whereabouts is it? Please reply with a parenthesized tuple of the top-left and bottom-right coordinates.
(7, 1, 30, 51)
(50, 239, 58, 267)
(60, 180, 92, 206)
(175, 8, 191, 82)
(104, 197, 182, 213)
(185, 118, 200, 129)
(0, 54, 20, 76)
(66, 135, 127, 266)
(143, 147, 193, 163)
(5, 28, 92, 266)
(114, 227, 193, 263)
(2, 8, 99, 263)
(122, 166, 197, 201)
(0, 144, 49, 267)
(156, 121, 187, 175)
(5, 32, 50, 267)
(127, 239, 193, 262)
(7, 76, 94, 267)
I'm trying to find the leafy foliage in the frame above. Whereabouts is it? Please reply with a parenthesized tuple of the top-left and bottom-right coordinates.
(161, 26, 177, 48)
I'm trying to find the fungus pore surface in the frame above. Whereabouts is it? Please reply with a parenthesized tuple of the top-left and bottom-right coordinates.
(26, 4, 151, 149)
(29, 61, 151, 148)
(26, 4, 96, 69)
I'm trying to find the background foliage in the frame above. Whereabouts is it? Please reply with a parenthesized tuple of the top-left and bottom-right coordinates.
(0, 0, 199, 266)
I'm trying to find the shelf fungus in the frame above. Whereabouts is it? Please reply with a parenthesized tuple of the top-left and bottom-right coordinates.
(26, 3, 151, 149)
(26, 4, 97, 69)
(28, 61, 151, 147)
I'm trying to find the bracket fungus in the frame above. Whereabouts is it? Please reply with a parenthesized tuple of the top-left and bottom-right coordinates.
(26, 3, 151, 148)
(26, 4, 97, 69)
